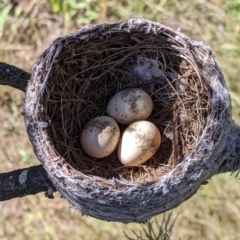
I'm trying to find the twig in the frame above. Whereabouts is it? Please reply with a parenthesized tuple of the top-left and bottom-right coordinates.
(0, 165, 56, 201)
(0, 62, 57, 201)
(0, 62, 30, 92)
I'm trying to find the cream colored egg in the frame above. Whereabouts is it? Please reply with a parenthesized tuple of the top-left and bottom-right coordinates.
(81, 116, 120, 158)
(118, 121, 161, 166)
(107, 88, 153, 125)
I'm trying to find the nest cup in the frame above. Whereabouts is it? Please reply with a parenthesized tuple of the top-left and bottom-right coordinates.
(24, 19, 231, 223)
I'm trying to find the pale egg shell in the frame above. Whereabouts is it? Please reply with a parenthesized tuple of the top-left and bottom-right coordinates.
(107, 88, 153, 125)
(118, 121, 161, 166)
(81, 116, 120, 158)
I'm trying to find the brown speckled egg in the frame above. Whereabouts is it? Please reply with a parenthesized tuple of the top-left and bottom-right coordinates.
(118, 121, 161, 166)
(81, 116, 120, 158)
(107, 88, 153, 125)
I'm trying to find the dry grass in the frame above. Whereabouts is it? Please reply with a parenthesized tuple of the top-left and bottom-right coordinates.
(42, 29, 209, 183)
(0, 0, 240, 239)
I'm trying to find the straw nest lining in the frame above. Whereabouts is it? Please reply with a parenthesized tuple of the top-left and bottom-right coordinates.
(41, 22, 210, 184)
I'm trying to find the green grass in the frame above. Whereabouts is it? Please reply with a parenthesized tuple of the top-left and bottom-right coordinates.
(0, 0, 240, 239)
(125, 213, 176, 240)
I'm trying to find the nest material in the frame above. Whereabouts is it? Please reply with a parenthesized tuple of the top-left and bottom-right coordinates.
(24, 19, 231, 223)
(45, 28, 210, 183)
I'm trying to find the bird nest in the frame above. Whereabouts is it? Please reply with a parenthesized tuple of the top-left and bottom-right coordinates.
(23, 19, 230, 223)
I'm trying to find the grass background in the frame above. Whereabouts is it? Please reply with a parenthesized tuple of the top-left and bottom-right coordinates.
(0, 0, 240, 239)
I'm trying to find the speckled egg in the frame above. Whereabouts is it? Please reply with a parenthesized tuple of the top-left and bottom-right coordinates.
(81, 116, 120, 158)
(118, 120, 161, 166)
(106, 88, 153, 125)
